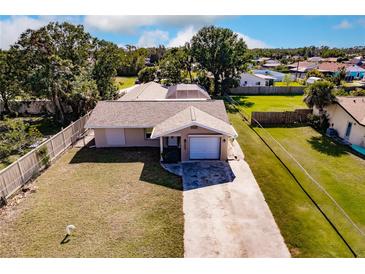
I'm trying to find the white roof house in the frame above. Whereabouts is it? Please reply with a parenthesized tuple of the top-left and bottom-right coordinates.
(253, 69, 294, 82)
(240, 73, 275, 87)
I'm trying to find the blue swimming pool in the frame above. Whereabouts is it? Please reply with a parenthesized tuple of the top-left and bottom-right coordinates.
(351, 144, 365, 156)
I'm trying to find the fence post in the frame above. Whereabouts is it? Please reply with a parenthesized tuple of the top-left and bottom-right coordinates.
(1, 174, 8, 198)
(17, 161, 25, 186)
(61, 128, 67, 149)
(50, 137, 55, 160)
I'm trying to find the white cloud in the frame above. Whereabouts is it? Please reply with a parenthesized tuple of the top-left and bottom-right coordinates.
(0, 16, 83, 49)
(236, 32, 269, 49)
(0, 16, 47, 49)
(137, 30, 169, 47)
(168, 26, 197, 47)
(334, 20, 352, 29)
(84, 15, 219, 34)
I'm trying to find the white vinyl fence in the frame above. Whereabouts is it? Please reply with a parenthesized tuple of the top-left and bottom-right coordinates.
(0, 112, 90, 201)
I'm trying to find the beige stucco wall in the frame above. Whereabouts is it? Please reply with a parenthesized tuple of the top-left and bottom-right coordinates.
(166, 126, 229, 161)
(94, 128, 159, 148)
(94, 126, 230, 161)
(325, 104, 365, 146)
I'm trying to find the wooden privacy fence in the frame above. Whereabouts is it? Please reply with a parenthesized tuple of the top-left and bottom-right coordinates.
(251, 109, 312, 126)
(230, 86, 305, 95)
(0, 112, 91, 201)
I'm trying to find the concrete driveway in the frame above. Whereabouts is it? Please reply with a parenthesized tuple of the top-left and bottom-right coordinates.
(183, 145, 290, 257)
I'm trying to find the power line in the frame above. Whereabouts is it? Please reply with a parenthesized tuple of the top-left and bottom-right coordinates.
(228, 96, 364, 256)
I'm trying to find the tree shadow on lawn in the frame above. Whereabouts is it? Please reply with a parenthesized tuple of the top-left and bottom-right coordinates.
(307, 135, 349, 157)
(231, 96, 255, 108)
(69, 147, 183, 191)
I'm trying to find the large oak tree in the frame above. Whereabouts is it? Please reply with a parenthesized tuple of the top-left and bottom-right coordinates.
(190, 26, 247, 95)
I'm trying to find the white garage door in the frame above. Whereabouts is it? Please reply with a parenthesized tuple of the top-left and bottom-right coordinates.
(105, 128, 125, 146)
(189, 137, 220, 160)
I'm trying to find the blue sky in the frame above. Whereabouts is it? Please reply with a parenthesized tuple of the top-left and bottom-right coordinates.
(1, 15, 365, 49)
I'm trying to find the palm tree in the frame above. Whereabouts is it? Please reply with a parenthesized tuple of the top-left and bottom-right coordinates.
(304, 80, 336, 122)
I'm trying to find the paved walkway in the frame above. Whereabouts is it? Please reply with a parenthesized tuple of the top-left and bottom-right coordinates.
(183, 145, 290, 257)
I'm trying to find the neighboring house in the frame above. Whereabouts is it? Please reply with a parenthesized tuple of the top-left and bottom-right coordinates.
(288, 61, 317, 78)
(85, 83, 237, 162)
(120, 82, 211, 101)
(306, 77, 321, 84)
(346, 65, 365, 80)
(308, 56, 324, 62)
(323, 97, 365, 147)
(240, 73, 275, 87)
(262, 59, 281, 68)
(348, 56, 363, 66)
(253, 69, 294, 82)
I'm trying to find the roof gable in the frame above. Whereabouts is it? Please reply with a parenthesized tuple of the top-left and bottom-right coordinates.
(151, 106, 237, 138)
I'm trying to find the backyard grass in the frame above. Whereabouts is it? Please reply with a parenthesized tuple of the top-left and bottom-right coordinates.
(232, 95, 307, 118)
(228, 112, 355, 257)
(114, 76, 137, 90)
(0, 147, 183, 257)
(274, 81, 304, 87)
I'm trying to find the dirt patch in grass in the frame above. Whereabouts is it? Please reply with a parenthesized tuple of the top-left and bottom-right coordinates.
(0, 147, 183, 257)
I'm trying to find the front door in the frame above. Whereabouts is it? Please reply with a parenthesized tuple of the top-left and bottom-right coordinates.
(345, 122, 352, 140)
(167, 136, 178, 147)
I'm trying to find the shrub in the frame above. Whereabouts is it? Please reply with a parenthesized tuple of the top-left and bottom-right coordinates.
(138, 66, 157, 83)
(37, 146, 50, 167)
(350, 88, 365, 96)
(307, 113, 329, 132)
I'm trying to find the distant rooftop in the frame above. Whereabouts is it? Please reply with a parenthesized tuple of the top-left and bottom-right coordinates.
(119, 82, 211, 101)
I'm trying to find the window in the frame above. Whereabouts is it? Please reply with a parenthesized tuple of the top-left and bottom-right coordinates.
(256, 82, 261, 86)
(144, 128, 153, 139)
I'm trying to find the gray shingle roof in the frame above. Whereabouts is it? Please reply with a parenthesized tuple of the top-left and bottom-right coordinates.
(85, 100, 230, 128)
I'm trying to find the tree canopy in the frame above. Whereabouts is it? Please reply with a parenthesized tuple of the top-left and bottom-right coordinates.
(190, 26, 247, 95)
(10, 22, 119, 124)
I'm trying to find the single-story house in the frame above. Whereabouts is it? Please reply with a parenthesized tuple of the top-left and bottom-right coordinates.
(253, 69, 294, 82)
(308, 56, 324, 62)
(346, 65, 365, 80)
(262, 60, 281, 68)
(240, 73, 275, 87)
(85, 83, 237, 162)
(119, 82, 211, 101)
(323, 97, 365, 147)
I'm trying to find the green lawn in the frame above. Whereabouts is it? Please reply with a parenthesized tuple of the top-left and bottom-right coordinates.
(0, 147, 183, 257)
(257, 126, 365, 256)
(228, 111, 356, 257)
(114, 76, 137, 90)
(274, 81, 304, 87)
(231, 95, 307, 118)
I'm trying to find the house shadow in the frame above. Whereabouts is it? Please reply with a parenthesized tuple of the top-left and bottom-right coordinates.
(69, 146, 183, 191)
(181, 161, 236, 191)
(307, 136, 349, 157)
